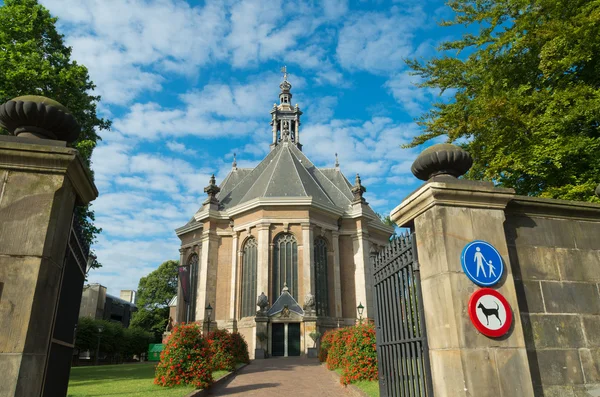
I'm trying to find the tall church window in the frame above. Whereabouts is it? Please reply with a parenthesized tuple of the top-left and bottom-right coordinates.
(314, 237, 329, 316)
(241, 238, 258, 318)
(187, 254, 199, 322)
(272, 233, 298, 300)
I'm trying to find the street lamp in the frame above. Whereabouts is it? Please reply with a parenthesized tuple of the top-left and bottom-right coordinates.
(95, 325, 104, 365)
(205, 303, 213, 333)
(357, 302, 364, 324)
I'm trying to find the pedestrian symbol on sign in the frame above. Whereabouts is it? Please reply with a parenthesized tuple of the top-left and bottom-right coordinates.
(461, 240, 504, 286)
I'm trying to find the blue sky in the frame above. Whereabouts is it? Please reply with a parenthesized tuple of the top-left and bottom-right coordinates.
(36, 0, 461, 295)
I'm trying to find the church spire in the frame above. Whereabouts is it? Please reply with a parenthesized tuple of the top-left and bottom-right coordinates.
(270, 66, 303, 151)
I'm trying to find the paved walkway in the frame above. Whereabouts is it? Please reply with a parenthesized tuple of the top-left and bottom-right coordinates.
(207, 357, 358, 396)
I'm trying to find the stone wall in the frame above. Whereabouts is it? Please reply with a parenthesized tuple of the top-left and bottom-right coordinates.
(505, 197, 600, 396)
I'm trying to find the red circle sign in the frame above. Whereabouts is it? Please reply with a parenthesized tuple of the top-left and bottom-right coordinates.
(468, 288, 512, 338)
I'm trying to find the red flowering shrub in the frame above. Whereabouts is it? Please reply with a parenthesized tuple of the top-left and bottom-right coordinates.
(154, 323, 213, 389)
(207, 329, 249, 371)
(230, 332, 250, 365)
(319, 329, 335, 362)
(339, 323, 378, 385)
(326, 327, 351, 370)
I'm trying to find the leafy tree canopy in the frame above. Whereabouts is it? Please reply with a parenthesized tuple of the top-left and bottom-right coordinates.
(406, 0, 600, 202)
(131, 260, 179, 341)
(0, 0, 110, 262)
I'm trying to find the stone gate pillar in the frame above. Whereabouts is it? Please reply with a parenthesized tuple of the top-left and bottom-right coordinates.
(0, 96, 98, 397)
(390, 144, 535, 397)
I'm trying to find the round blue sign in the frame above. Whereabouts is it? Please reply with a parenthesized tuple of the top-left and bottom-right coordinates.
(461, 240, 504, 286)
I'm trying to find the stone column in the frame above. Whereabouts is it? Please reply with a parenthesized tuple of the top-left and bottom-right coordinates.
(256, 224, 270, 298)
(197, 229, 219, 331)
(391, 179, 534, 397)
(331, 231, 342, 318)
(176, 247, 186, 323)
(228, 232, 239, 326)
(352, 225, 372, 319)
(302, 223, 314, 300)
(0, 137, 97, 397)
(295, 115, 299, 144)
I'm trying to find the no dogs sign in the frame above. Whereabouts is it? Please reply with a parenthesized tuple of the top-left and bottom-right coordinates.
(468, 288, 512, 338)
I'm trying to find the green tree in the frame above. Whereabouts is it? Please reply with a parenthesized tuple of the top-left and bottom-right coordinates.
(406, 0, 600, 202)
(0, 0, 111, 264)
(131, 260, 179, 341)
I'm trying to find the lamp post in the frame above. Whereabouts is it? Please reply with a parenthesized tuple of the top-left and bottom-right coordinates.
(205, 303, 213, 334)
(357, 302, 364, 325)
(95, 325, 104, 366)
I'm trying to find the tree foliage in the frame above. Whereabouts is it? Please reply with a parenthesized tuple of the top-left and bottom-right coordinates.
(406, 0, 600, 202)
(75, 317, 152, 360)
(0, 0, 110, 264)
(131, 260, 179, 341)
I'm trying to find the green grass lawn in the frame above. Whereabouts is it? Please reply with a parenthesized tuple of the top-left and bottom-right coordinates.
(333, 368, 380, 397)
(67, 363, 228, 397)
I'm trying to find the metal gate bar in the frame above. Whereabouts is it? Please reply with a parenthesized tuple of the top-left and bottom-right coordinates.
(372, 233, 433, 397)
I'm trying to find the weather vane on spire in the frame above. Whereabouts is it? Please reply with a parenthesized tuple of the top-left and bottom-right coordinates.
(281, 65, 288, 81)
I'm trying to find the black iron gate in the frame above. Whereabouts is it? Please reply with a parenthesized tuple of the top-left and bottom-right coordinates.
(371, 232, 433, 397)
(42, 214, 90, 397)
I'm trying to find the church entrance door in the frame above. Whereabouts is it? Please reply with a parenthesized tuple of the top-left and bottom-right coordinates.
(288, 323, 300, 356)
(272, 323, 285, 356)
(271, 323, 301, 357)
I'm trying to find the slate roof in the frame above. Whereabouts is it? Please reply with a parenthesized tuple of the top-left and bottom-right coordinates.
(266, 289, 304, 317)
(213, 141, 357, 211)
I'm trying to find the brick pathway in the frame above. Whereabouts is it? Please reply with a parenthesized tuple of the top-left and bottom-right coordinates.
(207, 357, 358, 396)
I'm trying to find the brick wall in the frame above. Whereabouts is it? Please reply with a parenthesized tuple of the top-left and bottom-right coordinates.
(505, 199, 600, 396)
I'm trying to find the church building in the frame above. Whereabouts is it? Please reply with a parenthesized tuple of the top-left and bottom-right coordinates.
(174, 73, 393, 358)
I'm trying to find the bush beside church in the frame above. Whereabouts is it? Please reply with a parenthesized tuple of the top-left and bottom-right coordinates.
(320, 323, 378, 385)
(154, 324, 249, 389)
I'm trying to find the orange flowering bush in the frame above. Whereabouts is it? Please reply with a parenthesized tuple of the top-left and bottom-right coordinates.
(318, 329, 335, 362)
(326, 327, 350, 370)
(339, 323, 378, 385)
(325, 323, 378, 385)
(154, 323, 213, 389)
(207, 329, 250, 371)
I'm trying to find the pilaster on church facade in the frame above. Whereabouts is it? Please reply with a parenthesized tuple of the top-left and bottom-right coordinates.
(174, 71, 394, 358)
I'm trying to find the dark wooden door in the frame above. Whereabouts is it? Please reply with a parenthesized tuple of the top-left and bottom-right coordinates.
(272, 323, 284, 356)
(288, 323, 300, 356)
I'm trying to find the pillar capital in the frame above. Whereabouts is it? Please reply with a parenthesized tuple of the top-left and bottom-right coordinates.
(391, 179, 515, 228)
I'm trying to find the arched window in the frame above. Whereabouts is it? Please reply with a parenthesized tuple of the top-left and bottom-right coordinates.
(272, 233, 298, 300)
(241, 238, 258, 318)
(314, 237, 329, 316)
(187, 254, 199, 322)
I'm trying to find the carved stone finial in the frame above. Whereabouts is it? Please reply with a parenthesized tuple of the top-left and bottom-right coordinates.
(281, 283, 289, 294)
(303, 293, 315, 314)
(256, 292, 268, 314)
(335, 153, 339, 168)
(203, 174, 221, 204)
(411, 143, 473, 181)
(232, 152, 237, 169)
(0, 95, 80, 142)
(351, 173, 367, 204)
(596, 184, 600, 198)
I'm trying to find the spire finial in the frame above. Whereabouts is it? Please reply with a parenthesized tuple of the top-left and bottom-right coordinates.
(203, 174, 221, 205)
(281, 65, 288, 81)
(351, 173, 367, 204)
(335, 153, 339, 168)
(282, 282, 289, 294)
(232, 152, 237, 169)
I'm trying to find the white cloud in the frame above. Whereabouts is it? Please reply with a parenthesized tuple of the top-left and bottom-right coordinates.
(336, 7, 426, 73)
(166, 141, 197, 156)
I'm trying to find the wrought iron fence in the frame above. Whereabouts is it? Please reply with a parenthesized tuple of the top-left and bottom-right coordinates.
(371, 232, 433, 397)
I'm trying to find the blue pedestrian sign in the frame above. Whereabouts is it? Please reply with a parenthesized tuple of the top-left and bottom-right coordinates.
(461, 240, 504, 286)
